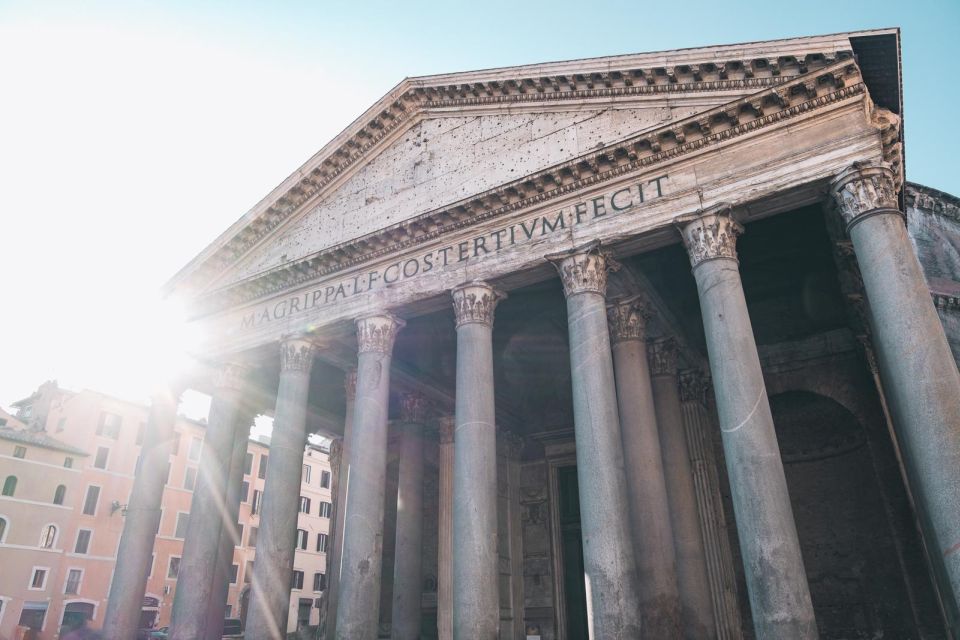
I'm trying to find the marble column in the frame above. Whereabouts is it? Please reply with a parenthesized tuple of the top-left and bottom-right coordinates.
(205, 408, 254, 638)
(649, 339, 716, 639)
(676, 206, 816, 639)
(246, 338, 321, 640)
(336, 313, 405, 639)
(679, 370, 744, 640)
(103, 382, 183, 640)
(325, 368, 357, 640)
(171, 363, 252, 640)
(546, 242, 643, 639)
(437, 416, 455, 640)
(831, 161, 960, 608)
(451, 281, 503, 640)
(391, 392, 427, 640)
(606, 297, 682, 638)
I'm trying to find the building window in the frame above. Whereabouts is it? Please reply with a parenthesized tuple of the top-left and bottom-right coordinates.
(236, 524, 244, 547)
(240, 481, 249, 503)
(74, 529, 92, 554)
(291, 570, 304, 590)
(229, 563, 239, 584)
(82, 486, 100, 516)
(136, 422, 146, 445)
(299, 496, 311, 514)
(252, 490, 262, 515)
(64, 569, 82, 594)
(53, 485, 66, 505)
(258, 455, 268, 479)
(296, 529, 308, 550)
(29, 568, 48, 590)
(319, 501, 332, 518)
(243, 452, 253, 475)
(320, 470, 331, 489)
(188, 437, 202, 462)
(94, 446, 109, 470)
(0, 516, 7, 542)
(244, 560, 253, 583)
(174, 513, 189, 539)
(313, 572, 326, 592)
(302, 464, 311, 484)
(39, 525, 57, 549)
(167, 556, 181, 579)
(2, 475, 17, 496)
(17, 602, 47, 630)
(97, 412, 122, 439)
(56, 417, 66, 432)
(13, 446, 26, 459)
(183, 467, 197, 491)
(248, 527, 258, 548)
(316, 533, 328, 553)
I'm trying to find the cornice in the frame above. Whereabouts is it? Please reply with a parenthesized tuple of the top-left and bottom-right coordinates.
(906, 182, 960, 222)
(194, 60, 865, 315)
(172, 50, 856, 297)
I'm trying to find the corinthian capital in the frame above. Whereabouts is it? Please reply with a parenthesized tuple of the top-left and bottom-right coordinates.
(679, 369, 711, 404)
(545, 240, 619, 297)
(451, 281, 505, 329)
(606, 296, 653, 344)
(675, 204, 743, 268)
(438, 415, 455, 444)
(356, 312, 405, 355)
(212, 361, 252, 393)
(399, 391, 428, 424)
(830, 160, 901, 231)
(280, 337, 321, 374)
(647, 338, 678, 376)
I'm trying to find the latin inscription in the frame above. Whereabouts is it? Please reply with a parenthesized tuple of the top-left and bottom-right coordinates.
(240, 174, 669, 330)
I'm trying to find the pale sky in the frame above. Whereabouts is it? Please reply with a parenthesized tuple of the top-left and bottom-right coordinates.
(1, 0, 957, 421)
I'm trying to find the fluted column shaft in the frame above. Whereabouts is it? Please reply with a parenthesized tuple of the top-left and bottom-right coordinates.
(103, 383, 182, 640)
(205, 411, 253, 638)
(680, 371, 744, 640)
(324, 369, 356, 640)
(547, 243, 642, 639)
(832, 162, 960, 610)
(391, 393, 427, 640)
(171, 364, 252, 640)
(649, 340, 715, 639)
(607, 298, 681, 637)
(246, 338, 320, 640)
(677, 207, 816, 639)
(451, 281, 503, 640)
(437, 416, 455, 640)
(336, 313, 405, 639)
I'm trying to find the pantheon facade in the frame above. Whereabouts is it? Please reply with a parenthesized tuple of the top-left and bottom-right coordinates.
(102, 28, 960, 639)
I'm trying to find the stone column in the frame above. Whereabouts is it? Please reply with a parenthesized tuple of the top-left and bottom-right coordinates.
(451, 281, 504, 640)
(649, 339, 715, 639)
(437, 416, 455, 640)
(336, 313, 405, 639)
(391, 392, 427, 640)
(546, 242, 643, 639)
(205, 409, 254, 638)
(325, 368, 357, 640)
(832, 161, 960, 608)
(171, 363, 252, 640)
(676, 206, 816, 639)
(606, 297, 682, 638)
(679, 370, 744, 640)
(103, 382, 183, 640)
(246, 337, 321, 640)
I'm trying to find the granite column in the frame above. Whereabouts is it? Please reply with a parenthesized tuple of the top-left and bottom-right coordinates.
(451, 281, 503, 640)
(246, 338, 321, 640)
(676, 206, 816, 639)
(546, 242, 643, 639)
(606, 297, 681, 637)
(391, 392, 427, 640)
(649, 338, 716, 639)
(103, 382, 183, 640)
(831, 161, 960, 609)
(336, 313, 405, 639)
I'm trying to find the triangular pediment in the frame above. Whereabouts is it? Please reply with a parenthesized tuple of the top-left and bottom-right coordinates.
(168, 29, 900, 300)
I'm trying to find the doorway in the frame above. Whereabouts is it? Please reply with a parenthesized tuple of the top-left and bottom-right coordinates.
(557, 465, 588, 640)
